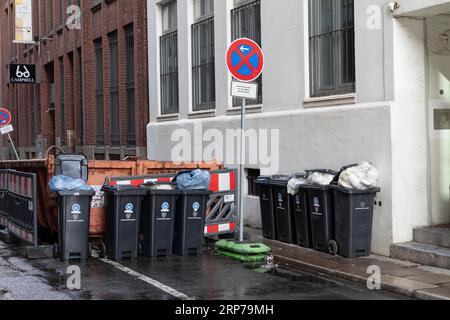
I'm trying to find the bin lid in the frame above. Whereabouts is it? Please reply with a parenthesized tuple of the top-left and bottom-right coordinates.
(55, 154, 89, 182)
(179, 189, 212, 195)
(102, 185, 148, 196)
(57, 190, 95, 197)
(270, 175, 293, 185)
(254, 176, 272, 184)
(302, 184, 332, 191)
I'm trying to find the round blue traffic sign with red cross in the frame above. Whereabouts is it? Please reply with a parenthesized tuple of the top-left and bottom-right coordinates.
(0, 108, 12, 127)
(226, 38, 264, 82)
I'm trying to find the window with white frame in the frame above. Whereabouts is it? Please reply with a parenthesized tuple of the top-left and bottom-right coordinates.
(309, 0, 355, 98)
(231, 0, 262, 106)
(160, 1, 179, 115)
(192, 0, 215, 112)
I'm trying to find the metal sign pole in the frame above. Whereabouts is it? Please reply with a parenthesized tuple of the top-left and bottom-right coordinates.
(239, 98, 246, 243)
(7, 132, 20, 160)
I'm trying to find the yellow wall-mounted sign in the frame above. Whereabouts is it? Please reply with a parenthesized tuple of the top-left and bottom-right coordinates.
(14, 0, 33, 44)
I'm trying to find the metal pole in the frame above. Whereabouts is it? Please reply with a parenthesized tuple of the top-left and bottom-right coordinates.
(239, 98, 246, 243)
(7, 132, 20, 160)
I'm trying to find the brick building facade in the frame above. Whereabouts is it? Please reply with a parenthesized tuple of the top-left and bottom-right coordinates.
(0, 0, 148, 160)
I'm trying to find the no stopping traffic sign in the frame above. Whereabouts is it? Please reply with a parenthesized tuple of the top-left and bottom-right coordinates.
(226, 38, 264, 82)
(0, 108, 12, 127)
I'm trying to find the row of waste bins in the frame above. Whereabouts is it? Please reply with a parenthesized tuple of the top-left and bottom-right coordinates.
(52, 154, 211, 262)
(57, 185, 210, 262)
(255, 166, 380, 258)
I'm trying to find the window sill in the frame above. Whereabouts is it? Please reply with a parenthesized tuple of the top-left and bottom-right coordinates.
(227, 104, 263, 115)
(157, 113, 180, 122)
(304, 93, 356, 108)
(188, 110, 216, 119)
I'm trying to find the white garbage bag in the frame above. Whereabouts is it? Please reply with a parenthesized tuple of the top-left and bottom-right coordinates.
(338, 162, 379, 190)
(287, 177, 308, 195)
(307, 172, 335, 186)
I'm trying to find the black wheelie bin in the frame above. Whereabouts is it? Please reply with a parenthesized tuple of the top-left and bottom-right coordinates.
(55, 154, 94, 262)
(303, 170, 337, 253)
(254, 176, 276, 240)
(330, 185, 381, 258)
(289, 174, 312, 248)
(140, 183, 180, 257)
(102, 185, 147, 260)
(271, 175, 295, 244)
(173, 189, 211, 256)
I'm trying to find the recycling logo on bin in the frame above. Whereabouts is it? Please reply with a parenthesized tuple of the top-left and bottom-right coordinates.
(71, 203, 82, 221)
(277, 193, 283, 208)
(313, 197, 322, 216)
(161, 202, 170, 218)
(192, 202, 200, 218)
(124, 203, 134, 219)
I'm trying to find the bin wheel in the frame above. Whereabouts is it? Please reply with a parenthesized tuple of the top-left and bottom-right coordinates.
(98, 242, 106, 259)
(329, 240, 339, 256)
(53, 244, 59, 259)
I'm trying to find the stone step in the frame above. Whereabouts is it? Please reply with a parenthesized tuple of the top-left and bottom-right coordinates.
(413, 226, 450, 249)
(391, 242, 450, 270)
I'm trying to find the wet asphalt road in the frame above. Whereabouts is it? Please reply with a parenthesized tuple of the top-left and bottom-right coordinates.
(0, 238, 410, 301)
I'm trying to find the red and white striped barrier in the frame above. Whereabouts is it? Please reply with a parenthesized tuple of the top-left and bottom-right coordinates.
(9, 173, 33, 198)
(209, 171, 236, 193)
(108, 170, 237, 193)
(109, 176, 173, 187)
(204, 222, 236, 236)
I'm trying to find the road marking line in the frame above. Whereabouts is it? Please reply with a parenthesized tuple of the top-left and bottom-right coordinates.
(92, 252, 194, 300)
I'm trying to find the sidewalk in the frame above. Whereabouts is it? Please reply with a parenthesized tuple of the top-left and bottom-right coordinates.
(247, 228, 450, 300)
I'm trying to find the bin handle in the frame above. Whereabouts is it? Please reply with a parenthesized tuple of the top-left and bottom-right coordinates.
(44, 146, 65, 159)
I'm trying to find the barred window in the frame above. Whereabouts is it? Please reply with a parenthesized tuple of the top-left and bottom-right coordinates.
(94, 38, 104, 146)
(192, 16, 215, 111)
(231, 0, 262, 106)
(125, 24, 136, 146)
(309, 0, 355, 97)
(160, 1, 179, 115)
(109, 31, 120, 147)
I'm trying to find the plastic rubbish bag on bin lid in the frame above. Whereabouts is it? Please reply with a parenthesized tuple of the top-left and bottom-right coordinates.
(175, 169, 211, 190)
(288, 175, 308, 195)
(338, 162, 379, 190)
(49, 175, 93, 192)
(306, 169, 337, 186)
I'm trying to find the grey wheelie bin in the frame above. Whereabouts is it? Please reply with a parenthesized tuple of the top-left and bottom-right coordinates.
(271, 175, 295, 244)
(330, 185, 381, 258)
(173, 189, 211, 256)
(254, 176, 276, 240)
(102, 185, 147, 260)
(54, 154, 94, 262)
(140, 184, 180, 257)
(57, 190, 95, 261)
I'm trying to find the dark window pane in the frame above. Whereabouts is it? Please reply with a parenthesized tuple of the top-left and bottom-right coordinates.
(109, 31, 120, 147)
(94, 38, 104, 146)
(125, 24, 136, 146)
(192, 17, 215, 111)
(160, 30, 179, 115)
(309, 0, 355, 97)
